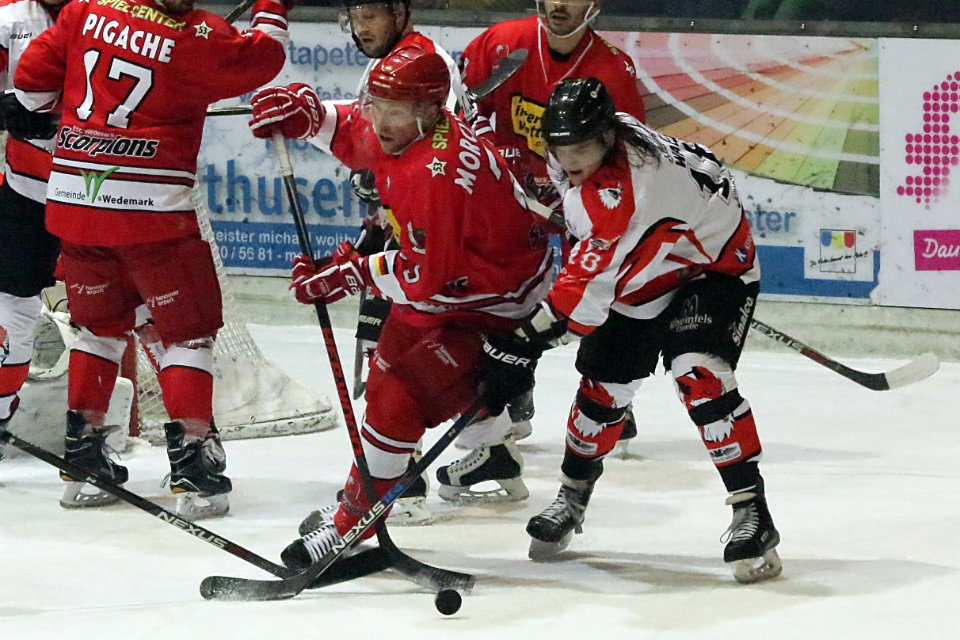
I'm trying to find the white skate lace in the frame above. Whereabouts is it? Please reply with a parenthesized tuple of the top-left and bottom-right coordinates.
(301, 523, 342, 564)
(721, 502, 759, 544)
(539, 490, 585, 534)
(447, 445, 488, 474)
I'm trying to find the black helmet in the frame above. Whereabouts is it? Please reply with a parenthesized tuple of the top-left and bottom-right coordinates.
(542, 77, 616, 147)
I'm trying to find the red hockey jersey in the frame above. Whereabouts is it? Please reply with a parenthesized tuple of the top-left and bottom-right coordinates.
(314, 102, 554, 327)
(547, 115, 759, 334)
(0, 0, 57, 202)
(460, 15, 645, 193)
(13, 0, 287, 245)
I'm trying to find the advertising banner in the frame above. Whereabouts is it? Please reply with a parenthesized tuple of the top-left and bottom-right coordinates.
(875, 38, 960, 309)
(199, 24, 884, 302)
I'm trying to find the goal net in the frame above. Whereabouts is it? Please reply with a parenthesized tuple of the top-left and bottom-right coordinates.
(132, 188, 338, 444)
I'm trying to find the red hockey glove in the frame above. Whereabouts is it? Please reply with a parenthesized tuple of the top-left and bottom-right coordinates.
(290, 254, 368, 305)
(249, 83, 323, 140)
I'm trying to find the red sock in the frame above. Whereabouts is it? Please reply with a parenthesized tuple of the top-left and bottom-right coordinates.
(68, 351, 120, 414)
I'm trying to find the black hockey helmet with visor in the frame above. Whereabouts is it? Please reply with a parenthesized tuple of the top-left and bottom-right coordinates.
(543, 77, 616, 148)
(339, 0, 409, 33)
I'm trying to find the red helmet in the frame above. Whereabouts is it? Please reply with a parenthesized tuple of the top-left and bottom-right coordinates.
(366, 46, 450, 105)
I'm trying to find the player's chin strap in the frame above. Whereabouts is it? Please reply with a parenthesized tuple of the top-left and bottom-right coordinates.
(536, 0, 600, 41)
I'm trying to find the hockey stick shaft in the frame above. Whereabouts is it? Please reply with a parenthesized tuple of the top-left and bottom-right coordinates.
(269, 134, 475, 592)
(199, 398, 485, 600)
(749, 318, 939, 391)
(224, 0, 259, 24)
(0, 429, 392, 588)
(205, 49, 528, 120)
(0, 429, 287, 576)
(465, 48, 528, 102)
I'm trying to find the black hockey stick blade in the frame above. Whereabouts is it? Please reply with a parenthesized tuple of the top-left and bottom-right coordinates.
(466, 48, 528, 102)
(199, 400, 485, 600)
(749, 318, 940, 391)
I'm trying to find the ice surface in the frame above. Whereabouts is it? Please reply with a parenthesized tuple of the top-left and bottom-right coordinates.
(2, 324, 958, 639)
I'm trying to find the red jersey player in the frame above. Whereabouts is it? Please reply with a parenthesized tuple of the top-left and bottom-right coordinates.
(323, 0, 473, 527)
(520, 78, 781, 584)
(247, 46, 553, 570)
(440, 0, 647, 502)
(0, 0, 65, 456)
(13, 0, 290, 519)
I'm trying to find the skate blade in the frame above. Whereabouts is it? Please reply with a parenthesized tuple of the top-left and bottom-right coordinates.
(731, 548, 783, 584)
(528, 531, 574, 562)
(176, 492, 230, 521)
(60, 481, 121, 508)
(387, 496, 433, 526)
(437, 477, 529, 503)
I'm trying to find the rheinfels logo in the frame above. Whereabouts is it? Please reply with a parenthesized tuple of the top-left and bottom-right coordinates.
(914, 229, 960, 271)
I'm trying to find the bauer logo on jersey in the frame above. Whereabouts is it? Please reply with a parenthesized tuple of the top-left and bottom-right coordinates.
(510, 95, 546, 158)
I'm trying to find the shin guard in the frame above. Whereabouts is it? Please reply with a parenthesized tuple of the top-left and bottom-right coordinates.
(672, 353, 762, 471)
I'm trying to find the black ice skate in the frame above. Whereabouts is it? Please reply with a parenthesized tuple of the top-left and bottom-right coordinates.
(722, 483, 782, 584)
(282, 521, 353, 571)
(506, 389, 535, 441)
(615, 406, 638, 459)
(526, 475, 594, 561)
(436, 437, 528, 502)
(164, 421, 231, 521)
(60, 410, 128, 508)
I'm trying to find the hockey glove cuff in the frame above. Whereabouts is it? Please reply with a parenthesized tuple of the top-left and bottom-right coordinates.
(515, 301, 570, 351)
(249, 83, 324, 140)
(479, 333, 541, 416)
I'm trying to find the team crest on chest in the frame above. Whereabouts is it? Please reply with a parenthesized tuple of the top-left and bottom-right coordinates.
(597, 183, 623, 210)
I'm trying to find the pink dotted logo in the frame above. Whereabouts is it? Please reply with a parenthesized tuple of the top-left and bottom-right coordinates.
(897, 72, 960, 209)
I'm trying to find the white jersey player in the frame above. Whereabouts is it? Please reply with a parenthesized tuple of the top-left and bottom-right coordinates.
(520, 77, 782, 584)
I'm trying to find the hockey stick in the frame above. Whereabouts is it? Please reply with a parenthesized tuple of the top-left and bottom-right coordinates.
(465, 48, 528, 102)
(233, 134, 474, 595)
(352, 288, 368, 400)
(199, 397, 485, 600)
(223, 0, 259, 24)
(0, 429, 390, 588)
(204, 48, 528, 120)
(749, 318, 940, 391)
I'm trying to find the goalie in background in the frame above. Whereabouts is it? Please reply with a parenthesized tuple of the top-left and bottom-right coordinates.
(248, 46, 553, 570)
(13, 0, 291, 519)
(520, 78, 782, 584)
(0, 0, 66, 458)
(442, 0, 648, 499)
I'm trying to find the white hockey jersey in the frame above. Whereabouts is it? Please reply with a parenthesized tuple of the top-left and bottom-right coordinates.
(547, 114, 760, 334)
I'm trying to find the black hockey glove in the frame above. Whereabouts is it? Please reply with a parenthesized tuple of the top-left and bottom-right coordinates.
(478, 333, 541, 416)
(0, 92, 58, 141)
(350, 168, 381, 208)
(356, 294, 391, 343)
(354, 217, 388, 256)
(514, 301, 570, 351)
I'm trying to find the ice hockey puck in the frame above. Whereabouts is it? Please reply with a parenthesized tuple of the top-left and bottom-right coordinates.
(434, 589, 462, 615)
